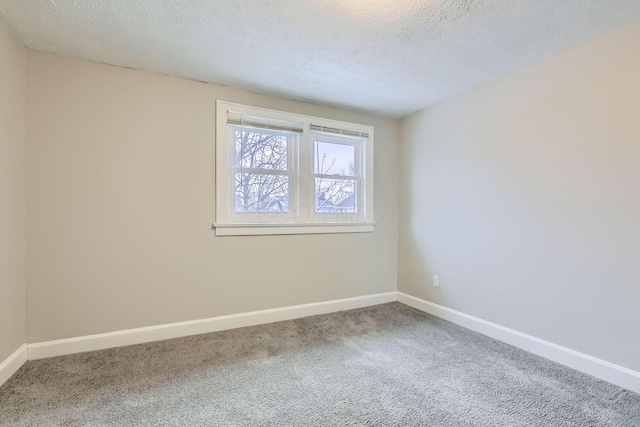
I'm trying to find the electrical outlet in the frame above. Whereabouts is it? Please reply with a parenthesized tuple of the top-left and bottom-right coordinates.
(433, 275, 440, 287)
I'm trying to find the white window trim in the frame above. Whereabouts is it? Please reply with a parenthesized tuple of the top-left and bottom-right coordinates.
(214, 101, 374, 236)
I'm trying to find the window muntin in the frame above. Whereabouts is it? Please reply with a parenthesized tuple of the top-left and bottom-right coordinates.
(215, 101, 374, 236)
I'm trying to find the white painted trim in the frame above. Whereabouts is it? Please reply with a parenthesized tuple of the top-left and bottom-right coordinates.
(27, 292, 396, 360)
(214, 223, 374, 236)
(215, 100, 375, 234)
(397, 292, 640, 394)
(22, 291, 638, 394)
(0, 344, 27, 387)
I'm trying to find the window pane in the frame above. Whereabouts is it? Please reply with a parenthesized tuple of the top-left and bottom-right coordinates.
(314, 141, 356, 176)
(234, 128, 289, 171)
(315, 178, 356, 213)
(235, 173, 289, 212)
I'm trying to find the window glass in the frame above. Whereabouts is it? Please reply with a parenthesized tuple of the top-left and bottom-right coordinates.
(234, 127, 289, 171)
(235, 173, 290, 213)
(314, 141, 356, 176)
(315, 178, 356, 213)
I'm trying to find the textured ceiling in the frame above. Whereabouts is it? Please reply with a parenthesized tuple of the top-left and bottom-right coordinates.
(1, 1, 639, 117)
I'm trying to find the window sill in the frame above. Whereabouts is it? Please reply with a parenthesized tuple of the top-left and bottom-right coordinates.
(213, 222, 375, 236)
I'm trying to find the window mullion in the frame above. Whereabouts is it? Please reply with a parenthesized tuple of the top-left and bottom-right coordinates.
(297, 123, 312, 224)
(356, 142, 364, 221)
(289, 134, 298, 222)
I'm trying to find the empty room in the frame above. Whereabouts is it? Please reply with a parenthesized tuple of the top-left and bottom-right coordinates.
(1, 0, 639, 425)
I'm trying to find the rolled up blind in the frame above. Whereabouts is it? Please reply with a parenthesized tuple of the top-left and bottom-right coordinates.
(310, 124, 369, 138)
(227, 111, 304, 134)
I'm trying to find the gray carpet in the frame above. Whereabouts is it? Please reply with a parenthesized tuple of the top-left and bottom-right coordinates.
(1, 303, 638, 426)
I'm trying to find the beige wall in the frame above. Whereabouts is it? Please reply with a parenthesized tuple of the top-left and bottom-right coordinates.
(399, 22, 640, 371)
(0, 19, 26, 361)
(25, 50, 398, 343)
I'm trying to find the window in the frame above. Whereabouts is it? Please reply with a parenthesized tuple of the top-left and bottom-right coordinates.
(215, 101, 374, 236)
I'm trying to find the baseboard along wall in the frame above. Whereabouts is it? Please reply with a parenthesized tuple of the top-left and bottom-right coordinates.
(0, 344, 27, 388)
(27, 292, 397, 360)
(2, 291, 639, 395)
(1, 292, 396, 387)
(397, 292, 640, 394)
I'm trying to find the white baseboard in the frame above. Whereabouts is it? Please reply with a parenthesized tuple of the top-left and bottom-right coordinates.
(397, 292, 640, 394)
(27, 292, 397, 360)
(18, 291, 640, 395)
(0, 344, 28, 388)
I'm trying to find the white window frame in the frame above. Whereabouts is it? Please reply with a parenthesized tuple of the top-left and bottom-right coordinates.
(214, 101, 374, 236)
